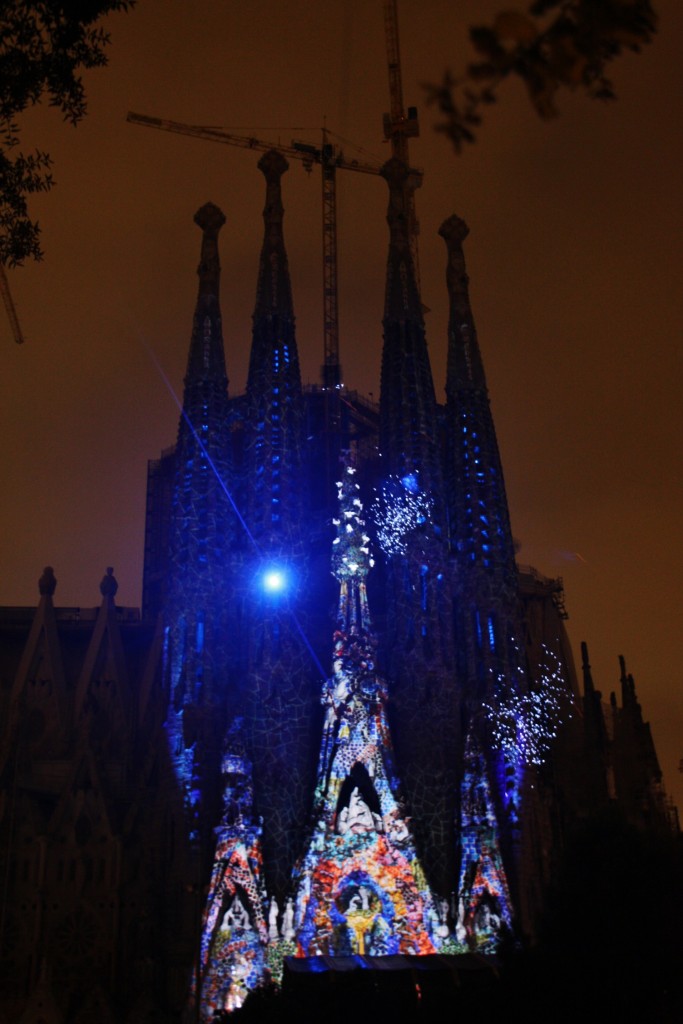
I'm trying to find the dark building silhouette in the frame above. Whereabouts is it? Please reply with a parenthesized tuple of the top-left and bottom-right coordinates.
(0, 155, 677, 1022)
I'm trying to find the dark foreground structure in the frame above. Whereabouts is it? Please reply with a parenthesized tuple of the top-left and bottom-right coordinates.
(0, 153, 679, 1023)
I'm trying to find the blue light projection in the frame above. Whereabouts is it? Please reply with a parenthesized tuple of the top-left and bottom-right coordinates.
(370, 472, 434, 557)
(457, 410, 511, 570)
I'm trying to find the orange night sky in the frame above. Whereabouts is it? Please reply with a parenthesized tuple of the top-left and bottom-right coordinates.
(1, 0, 681, 811)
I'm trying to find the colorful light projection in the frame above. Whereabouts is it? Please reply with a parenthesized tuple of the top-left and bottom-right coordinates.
(195, 465, 520, 1016)
(292, 465, 439, 957)
(454, 729, 514, 953)
(194, 721, 269, 1019)
(484, 642, 572, 767)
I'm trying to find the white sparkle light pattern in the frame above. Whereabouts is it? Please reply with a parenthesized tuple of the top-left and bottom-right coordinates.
(484, 643, 573, 767)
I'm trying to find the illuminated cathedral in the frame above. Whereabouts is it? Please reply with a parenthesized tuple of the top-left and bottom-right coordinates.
(0, 149, 677, 1022)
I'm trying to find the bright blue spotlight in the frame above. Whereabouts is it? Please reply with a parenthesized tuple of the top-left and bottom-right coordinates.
(263, 569, 286, 593)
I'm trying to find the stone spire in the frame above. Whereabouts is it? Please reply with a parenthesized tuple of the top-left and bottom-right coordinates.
(38, 565, 57, 597)
(379, 158, 440, 489)
(440, 215, 487, 394)
(185, 202, 230, 385)
(381, 157, 423, 326)
(375, 160, 456, 896)
(440, 215, 525, 914)
(619, 654, 636, 710)
(613, 656, 669, 829)
(440, 214, 517, 588)
(244, 152, 313, 903)
(253, 151, 294, 319)
(246, 151, 303, 546)
(581, 641, 595, 698)
(165, 204, 234, 844)
(579, 641, 610, 814)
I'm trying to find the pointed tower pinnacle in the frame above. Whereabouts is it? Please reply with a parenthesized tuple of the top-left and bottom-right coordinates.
(244, 154, 313, 903)
(381, 157, 423, 326)
(440, 215, 487, 394)
(440, 215, 526, 913)
(379, 158, 440, 487)
(579, 640, 610, 814)
(246, 151, 303, 546)
(440, 214, 516, 588)
(581, 641, 595, 697)
(375, 160, 457, 896)
(186, 202, 229, 385)
(38, 565, 57, 596)
(253, 150, 294, 319)
(165, 204, 234, 840)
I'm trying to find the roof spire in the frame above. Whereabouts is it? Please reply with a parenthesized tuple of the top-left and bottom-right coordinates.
(165, 202, 234, 732)
(38, 566, 57, 597)
(440, 214, 517, 585)
(246, 149, 302, 546)
(195, 201, 225, 299)
(439, 214, 524, 888)
(440, 214, 487, 395)
(378, 157, 441, 488)
(619, 654, 633, 707)
(381, 157, 422, 323)
(99, 566, 118, 600)
(254, 150, 294, 318)
(244, 152, 309, 900)
(184, 202, 229, 386)
(376, 166, 456, 895)
(581, 640, 595, 696)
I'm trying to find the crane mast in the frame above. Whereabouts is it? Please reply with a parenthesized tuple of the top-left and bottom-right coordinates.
(128, 5, 423, 383)
(320, 131, 340, 388)
(127, 112, 385, 389)
(382, 0, 421, 287)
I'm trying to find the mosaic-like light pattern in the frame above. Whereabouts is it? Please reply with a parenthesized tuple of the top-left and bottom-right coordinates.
(194, 723, 269, 1018)
(455, 728, 514, 952)
(293, 465, 439, 957)
(196, 465, 519, 1014)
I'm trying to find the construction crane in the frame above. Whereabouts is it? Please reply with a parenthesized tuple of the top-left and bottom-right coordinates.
(0, 264, 25, 344)
(128, 5, 423, 381)
(382, 0, 421, 287)
(127, 112, 405, 389)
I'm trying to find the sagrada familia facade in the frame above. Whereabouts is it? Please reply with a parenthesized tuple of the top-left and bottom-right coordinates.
(0, 151, 676, 1022)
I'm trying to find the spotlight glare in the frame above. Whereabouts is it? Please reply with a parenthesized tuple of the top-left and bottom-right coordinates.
(263, 569, 286, 593)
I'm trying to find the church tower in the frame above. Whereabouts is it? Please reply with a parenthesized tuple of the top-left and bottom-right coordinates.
(245, 151, 304, 548)
(165, 202, 235, 838)
(374, 158, 458, 895)
(243, 152, 318, 902)
(440, 215, 526, 923)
